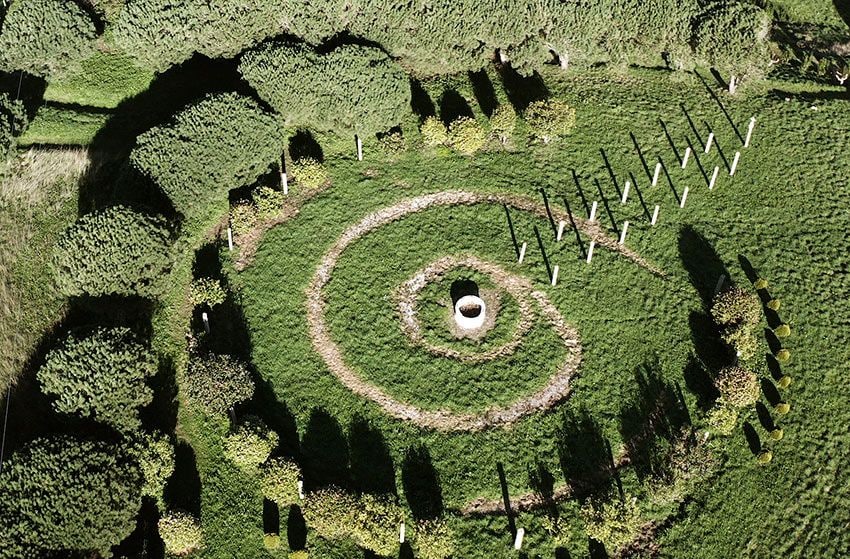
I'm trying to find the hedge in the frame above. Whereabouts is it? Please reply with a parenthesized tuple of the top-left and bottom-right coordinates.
(0, 93, 26, 161)
(694, 1, 771, 79)
(184, 352, 255, 416)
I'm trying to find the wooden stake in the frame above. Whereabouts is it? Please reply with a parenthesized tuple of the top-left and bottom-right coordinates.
(709, 166, 719, 190)
(652, 162, 661, 186)
(730, 151, 741, 176)
(356, 134, 363, 161)
(651, 204, 660, 225)
(619, 221, 629, 245)
(556, 220, 566, 241)
(744, 117, 756, 148)
(514, 528, 525, 550)
(589, 201, 598, 222)
(281, 172, 289, 195)
(297, 480, 304, 500)
(399, 522, 405, 544)
(227, 227, 233, 251)
(682, 146, 691, 169)
(202, 312, 210, 334)
(705, 132, 714, 154)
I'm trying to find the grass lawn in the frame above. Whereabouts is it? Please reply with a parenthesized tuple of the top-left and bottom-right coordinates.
(43, 50, 155, 109)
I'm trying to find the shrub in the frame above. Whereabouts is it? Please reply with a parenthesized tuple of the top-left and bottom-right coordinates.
(261, 457, 301, 506)
(415, 518, 456, 559)
(707, 404, 739, 436)
(223, 415, 278, 470)
(776, 349, 791, 362)
(113, 0, 288, 72)
(377, 129, 406, 155)
(711, 287, 761, 325)
(666, 430, 717, 485)
(693, 2, 771, 81)
(721, 324, 759, 360)
(769, 428, 784, 441)
(0, 93, 27, 161)
(715, 366, 759, 408)
(581, 494, 643, 553)
(240, 42, 411, 136)
(37, 327, 157, 432)
(289, 551, 309, 559)
(189, 277, 226, 308)
(541, 515, 571, 548)
(263, 533, 281, 550)
(767, 299, 781, 311)
(0, 436, 142, 557)
(302, 487, 358, 541)
(0, 0, 97, 78)
(757, 450, 773, 464)
(524, 99, 576, 143)
(230, 201, 259, 237)
(158, 510, 204, 556)
(489, 104, 517, 145)
(52, 205, 172, 297)
(775, 402, 791, 415)
(131, 93, 285, 225)
(130, 432, 175, 510)
(774, 324, 791, 337)
(754, 278, 769, 289)
(185, 353, 255, 416)
(290, 157, 328, 191)
(448, 117, 487, 155)
(777, 375, 792, 389)
(254, 186, 287, 220)
(421, 116, 448, 147)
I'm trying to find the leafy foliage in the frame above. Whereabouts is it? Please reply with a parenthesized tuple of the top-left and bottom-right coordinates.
(185, 352, 255, 416)
(158, 510, 204, 556)
(240, 42, 410, 135)
(52, 205, 172, 297)
(448, 117, 487, 155)
(130, 432, 176, 510)
(693, 1, 771, 80)
(414, 518, 456, 559)
(0, 437, 142, 557)
(223, 415, 278, 470)
(0, 0, 97, 78)
(189, 277, 226, 308)
(37, 327, 157, 432)
(711, 287, 761, 359)
(260, 457, 302, 506)
(715, 366, 759, 407)
(489, 104, 517, 145)
(421, 116, 448, 147)
(706, 403, 739, 436)
(131, 93, 285, 224)
(581, 495, 644, 553)
(290, 157, 328, 191)
(524, 99, 576, 143)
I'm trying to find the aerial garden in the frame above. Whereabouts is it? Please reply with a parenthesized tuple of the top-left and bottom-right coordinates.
(0, 0, 848, 558)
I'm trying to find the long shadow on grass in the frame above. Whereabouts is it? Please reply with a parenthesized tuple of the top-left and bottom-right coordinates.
(618, 358, 691, 483)
(410, 79, 436, 121)
(301, 408, 350, 490)
(469, 69, 498, 117)
(438, 90, 474, 126)
(287, 504, 308, 551)
(497, 65, 549, 113)
(349, 415, 396, 496)
(289, 129, 324, 163)
(164, 440, 202, 516)
(556, 406, 618, 501)
(401, 445, 443, 520)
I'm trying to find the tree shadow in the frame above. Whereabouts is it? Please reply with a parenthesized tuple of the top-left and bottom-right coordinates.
(588, 537, 608, 558)
(755, 402, 776, 432)
(678, 225, 729, 309)
(401, 445, 443, 520)
(263, 498, 280, 535)
(497, 65, 549, 112)
(112, 499, 165, 559)
(349, 415, 396, 496)
(682, 353, 720, 411)
(438, 90, 473, 126)
(142, 355, 179, 433)
(287, 505, 308, 551)
(288, 129, 324, 163)
(164, 440, 201, 516)
(409, 79, 436, 121)
(742, 422, 761, 455)
(469, 69, 498, 117)
(618, 358, 691, 483)
(556, 406, 617, 501)
(555, 548, 572, 559)
(301, 408, 350, 490)
(688, 311, 729, 373)
(528, 461, 557, 516)
(760, 378, 782, 407)
(250, 374, 300, 459)
(399, 542, 415, 559)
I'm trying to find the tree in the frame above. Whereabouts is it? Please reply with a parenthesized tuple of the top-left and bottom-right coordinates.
(130, 431, 176, 510)
(524, 99, 576, 144)
(693, 1, 771, 82)
(420, 116, 448, 147)
(489, 104, 517, 145)
(448, 117, 487, 155)
(261, 457, 302, 506)
(0, 0, 97, 78)
(240, 42, 410, 136)
(188, 277, 226, 308)
(158, 510, 204, 556)
(711, 287, 761, 359)
(1, 93, 27, 161)
(714, 366, 759, 408)
(113, 0, 289, 72)
(52, 205, 172, 297)
(131, 93, 285, 225)
(185, 352, 255, 416)
(223, 415, 278, 471)
(0, 437, 142, 557)
(37, 327, 157, 432)
(581, 494, 643, 553)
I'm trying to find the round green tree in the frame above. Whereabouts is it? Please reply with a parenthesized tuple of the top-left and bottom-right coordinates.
(129, 431, 176, 510)
(421, 116, 448, 147)
(37, 327, 157, 432)
(52, 205, 172, 297)
(185, 352, 255, 416)
(448, 117, 487, 155)
(223, 415, 278, 470)
(581, 494, 643, 553)
(523, 99, 576, 144)
(261, 457, 301, 506)
(158, 510, 204, 556)
(0, 436, 142, 557)
(715, 366, 760, 408)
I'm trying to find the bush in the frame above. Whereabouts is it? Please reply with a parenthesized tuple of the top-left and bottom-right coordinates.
(377, 129, 406, 155)
(421, 116, 448, 147)
(767, 299, 781, 311)
(721, 324, 759, 360)
(489, 104, 517, 145)
(0, 436, 142, 557)
(52, 205, 172, 297)
(775, 402, 791, 415)
(712, 287, 762, 359)
(776, 348, 791, 363)
(158, 510, 204, 556)
(715, 366, 760, 408)
(289, 551, 309, 559)
(113, 0, 287, 72)
(185, 353, 255, 416)
(666, 430, 717, 486)
(263, 533, 281, 550)
(0, 0, 97, 78)
(448, 117, 487, 155)
(254, 186, 287, 220)
(774, 324, 791, 337)
(37, 327, 157, 432)
(693, 2, 771, 81)
(0, 93, 27, 161)
(524, 99, 576, 143)
(131, 93, 285, 225)
(414, 518, 456, 559)
(769, 428, 784, 441)
(707, 404, 739, 436)
(290, 157, 328, 191)
(189, 277, 226, 308)
(757, 450, 773, 464)
(240, 42, 411, 136)
(261, 457, 301, 506)
(230, 201, 259, 237)
(777, 375, 792, 389)
(130, 432, 175, 510)
(223, 415, 278, 470)
(581, 494, 643, 553)
(303, 488, 358, 541)
(754, 278, 769, 289)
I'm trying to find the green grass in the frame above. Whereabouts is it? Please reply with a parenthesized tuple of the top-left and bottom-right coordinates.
(43, 50, 154, 109)
(18, 106, 111, 146)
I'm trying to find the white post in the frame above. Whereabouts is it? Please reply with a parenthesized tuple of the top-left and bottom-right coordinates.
(744, 117, 756, 148)
(227, 227, 233, 251)
(551, 265, 559, 286)
(652, 162, 661, 186)
(621, 181, 630, 204)
(714, 274, 726, 295)
(202, 312, 210, 334)
(679, 186, 689, 209)
(704, 132, 714, 154)
(589, 201, 598, 222)
(556, 220, 566, 242)
(399, 522, 405, 544)
(709, 166, 719, 190)
(730, 151, 741, 176)
(281, 172, 289, 195)
(619, 221, 629, 245)
(729, 75, 738, 94)
(682, 147, 691, 169)
(651, 204, 660, 226)
(518, 242, 527, 264)
(297, 480, 304, 500)
(514, 528, 525, 550)
(356, 134, 363, 161)
(586, 241, 595, 263)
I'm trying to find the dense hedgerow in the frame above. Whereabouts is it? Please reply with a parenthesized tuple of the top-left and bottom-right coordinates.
(52, 205, 172, 297)
(0, 93, 26, 161)
(37, 327, 157, 432)
(0, 0, 97, 78)
(694, 1, 772, 80)
(113, 0, 288, 72)
(0, 437, 142, 558)
(240, 42, 410, 136)
(131, 93, 285, 224)
(185, 352, 255, 416)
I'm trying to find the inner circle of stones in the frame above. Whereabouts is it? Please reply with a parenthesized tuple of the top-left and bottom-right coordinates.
(306, 190, 659, 431)
(396, 255, 537, 363)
